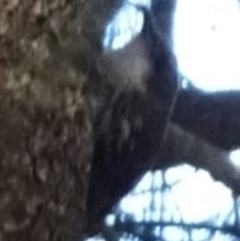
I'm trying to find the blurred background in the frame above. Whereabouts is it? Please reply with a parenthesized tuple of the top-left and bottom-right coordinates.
(87, 0, 240, 240)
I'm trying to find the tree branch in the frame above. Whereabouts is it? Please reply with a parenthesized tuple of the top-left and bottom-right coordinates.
(173, 88, 240, 150)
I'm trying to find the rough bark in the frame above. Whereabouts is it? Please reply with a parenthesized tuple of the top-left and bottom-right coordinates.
(0, 0, 122, 240)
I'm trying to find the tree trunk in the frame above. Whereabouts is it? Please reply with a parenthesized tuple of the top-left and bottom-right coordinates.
(0, 0, 122, 240)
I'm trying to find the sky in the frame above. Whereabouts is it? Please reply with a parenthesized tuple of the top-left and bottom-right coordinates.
(173, 0, 240, 92)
